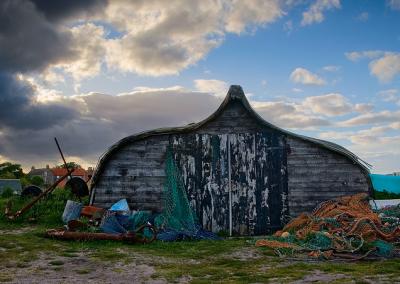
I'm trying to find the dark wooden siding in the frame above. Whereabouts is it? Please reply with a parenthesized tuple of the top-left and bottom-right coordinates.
(92, 136, 169, 211)
(171, 132, 288, 236)
(286, 137, 370, 217)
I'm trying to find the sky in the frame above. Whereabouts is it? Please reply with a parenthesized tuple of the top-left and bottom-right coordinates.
(0, 0, 399, 174)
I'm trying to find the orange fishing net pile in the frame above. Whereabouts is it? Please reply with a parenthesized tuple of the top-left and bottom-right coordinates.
(256, 193, 400, 259)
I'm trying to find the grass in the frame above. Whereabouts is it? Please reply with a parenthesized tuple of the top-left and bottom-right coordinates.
(1, 229, 399, 283)
(1, 194, 400, 283)
(0, 188, 82, 229)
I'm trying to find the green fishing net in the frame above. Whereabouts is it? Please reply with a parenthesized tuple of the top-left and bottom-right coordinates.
(154, 147, 197, 233)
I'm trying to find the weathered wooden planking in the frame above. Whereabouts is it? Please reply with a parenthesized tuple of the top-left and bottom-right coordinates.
(92, 135, 168, 210)
(286, 136, 370, 217)
(172, 134, 230, 233)
(253, 132, 289, 234)
(195, 101, 264, 134)
(172, 131, 288, 235)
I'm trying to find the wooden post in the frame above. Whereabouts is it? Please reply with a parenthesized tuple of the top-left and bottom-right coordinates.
(228, 134, 232, 237)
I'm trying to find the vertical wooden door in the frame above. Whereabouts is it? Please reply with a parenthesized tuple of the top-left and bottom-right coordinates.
(171, 131, 288, 235)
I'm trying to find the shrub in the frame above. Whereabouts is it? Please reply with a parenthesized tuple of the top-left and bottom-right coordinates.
(0, 187, 87, 227)
(373, 189, 400, 200)
(1, 187, 14, 198)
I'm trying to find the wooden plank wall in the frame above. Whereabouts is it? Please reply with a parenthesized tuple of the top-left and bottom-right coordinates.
(172, 132, 288, 235)
(92, 136, 169, 211)
(286, 137, 370, 217)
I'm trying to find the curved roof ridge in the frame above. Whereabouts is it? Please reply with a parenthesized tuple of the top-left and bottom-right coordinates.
(90, 85, 371, 188)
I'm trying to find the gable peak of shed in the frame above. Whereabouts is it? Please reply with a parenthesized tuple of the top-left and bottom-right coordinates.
(226, 85, 246, 101)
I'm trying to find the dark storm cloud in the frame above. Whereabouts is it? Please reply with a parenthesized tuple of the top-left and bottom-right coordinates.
(0, 90, 223, 167)
(0, 0, 77, 73)
(0, 73, 78, 130)
(0, 1, 106, 129)
(31, 0, 107, 22)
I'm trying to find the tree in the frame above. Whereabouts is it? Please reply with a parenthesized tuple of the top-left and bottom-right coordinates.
(55, 162, 81, 169)
(30, 176, 44, 187)
(0, 162, 23, 179)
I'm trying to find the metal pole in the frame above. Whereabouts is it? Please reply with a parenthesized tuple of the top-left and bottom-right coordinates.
(228, 135, 232, 237)
(54, 137, 73, 181)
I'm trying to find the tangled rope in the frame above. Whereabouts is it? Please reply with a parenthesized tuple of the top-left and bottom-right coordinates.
(256, 193, 400, 259)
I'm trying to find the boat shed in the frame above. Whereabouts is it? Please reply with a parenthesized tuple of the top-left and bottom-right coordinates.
(89, 85, 372, 236)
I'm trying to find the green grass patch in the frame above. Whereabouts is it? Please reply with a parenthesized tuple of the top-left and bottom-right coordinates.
(0, 188, 87, 228)
(75, 268, 91, 274)
(1, 194, 400, 283)
(49, 260, 64, 266)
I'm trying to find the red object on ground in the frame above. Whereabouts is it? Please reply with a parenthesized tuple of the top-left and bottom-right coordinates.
(80, 205, 104, 218)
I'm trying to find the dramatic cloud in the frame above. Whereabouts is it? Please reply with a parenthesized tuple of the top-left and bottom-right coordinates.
(1, 0, 285, 78)
(290, 67, 325, 85)
(104, 0, 283, 76)
(30, 0, 107, 22)
(0, 87, 220, 167)
(302, 93, 353, 116)
(223, 0, 283, 33)
(50, 23, 107, 80)
(0, 0, 75, 73)
(0, 73, 77, 130)
(301, 0, 341, 26)
(0, 0, 287, 168)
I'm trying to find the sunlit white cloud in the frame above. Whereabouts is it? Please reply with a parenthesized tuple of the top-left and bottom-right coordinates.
(302, 93, 353, 116)
(346, 50, 400, 83)
(290, 67, 325, 85)
(345, 50, 385, 62)
(369, 53, 400, 83)
(194, 79, 230, 97)
(339, 110, 400, 127)
(301, 0, 341, 26)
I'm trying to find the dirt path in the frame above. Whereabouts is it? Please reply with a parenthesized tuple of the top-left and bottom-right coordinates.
(1, 252, 166, 284)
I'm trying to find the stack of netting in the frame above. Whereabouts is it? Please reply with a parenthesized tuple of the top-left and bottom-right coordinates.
(256, 193, 400, 259)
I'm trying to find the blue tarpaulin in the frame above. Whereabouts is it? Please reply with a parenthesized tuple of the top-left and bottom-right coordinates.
(370, 174, 400, 194)
(109, 199, 130, 211)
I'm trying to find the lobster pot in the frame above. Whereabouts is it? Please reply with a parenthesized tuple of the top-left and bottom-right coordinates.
(62, 200, 83, 223)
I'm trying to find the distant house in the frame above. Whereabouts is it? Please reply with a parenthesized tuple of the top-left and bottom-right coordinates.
(29, 166, 94, 188)
(28, 165, 54, 186)
(51, 167, 90, 188)
(0, 179, 22, 194)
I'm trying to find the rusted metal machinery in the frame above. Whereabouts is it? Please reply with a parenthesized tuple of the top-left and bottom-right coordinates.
(45, 224, 157, 244)
(54, 137, 89, 199)
(5, 137, 89, 220)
